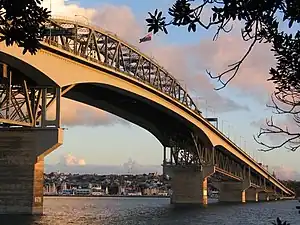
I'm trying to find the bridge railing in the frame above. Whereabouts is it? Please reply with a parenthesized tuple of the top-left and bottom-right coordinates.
(49, 15, 164, 68)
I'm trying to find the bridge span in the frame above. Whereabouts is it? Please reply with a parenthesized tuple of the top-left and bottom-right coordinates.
(0, 18, 295, 214)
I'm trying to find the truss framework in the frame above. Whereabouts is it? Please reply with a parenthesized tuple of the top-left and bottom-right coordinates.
(0, 63, 61, 128)
(163, 132, 281, 192)
(42, 17, 201, 116)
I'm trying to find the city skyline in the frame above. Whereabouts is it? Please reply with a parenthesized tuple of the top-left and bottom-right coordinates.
(41, 0, 300, 179)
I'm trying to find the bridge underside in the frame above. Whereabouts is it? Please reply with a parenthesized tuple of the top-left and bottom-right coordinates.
(63, 83, 211, 147)
(0, 17, 294, 213)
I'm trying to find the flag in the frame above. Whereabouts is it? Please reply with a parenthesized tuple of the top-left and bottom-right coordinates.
(139, 33, 152, 43)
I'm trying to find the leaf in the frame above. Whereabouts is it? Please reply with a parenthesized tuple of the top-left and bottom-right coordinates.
(148, 26, 154, 33)
(146, 18, 153, 23)
(212, 13, 217, 22)
(148, 12, 154, 18)
(288, 19, 294, 28)
(188, 23, 192, 32)
(158, 11, 162, 19)
(188, 23, 196, 32)
(191, 23, 196, 32)
(163, 26, 168, 34)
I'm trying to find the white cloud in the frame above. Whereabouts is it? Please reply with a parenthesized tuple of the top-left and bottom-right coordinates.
(42, 0, 96, 21)
(59, 153, 86, 166)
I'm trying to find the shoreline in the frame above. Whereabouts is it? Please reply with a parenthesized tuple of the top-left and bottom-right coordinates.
(44, 195, 170, 198)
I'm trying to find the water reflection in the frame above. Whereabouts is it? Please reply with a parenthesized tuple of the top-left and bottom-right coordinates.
(0, 197, 299, 225)
(0, 215, 42, 225)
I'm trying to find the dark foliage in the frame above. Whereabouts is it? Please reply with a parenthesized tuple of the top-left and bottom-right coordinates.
(254, 88, 300, 151)
(146, 0, 300, 151)
(272, 217, 290, 225)
(0, 0, 50, 54)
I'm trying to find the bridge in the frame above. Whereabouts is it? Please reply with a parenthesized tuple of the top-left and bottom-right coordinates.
(0, 17, 295, 214)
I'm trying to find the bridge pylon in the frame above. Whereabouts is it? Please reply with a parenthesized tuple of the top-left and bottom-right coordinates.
(162, 132, 215, 206)
(0, 63, 64, 214)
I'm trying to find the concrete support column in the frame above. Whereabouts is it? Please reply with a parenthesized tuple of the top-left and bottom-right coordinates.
(269, 194, 277, 201)
(258, 192, 269, 201)
(0, 128, 63, 214)
(245, 189, 258, 202)
(170, 165, 214, 206)
(219, 182, 246, 203)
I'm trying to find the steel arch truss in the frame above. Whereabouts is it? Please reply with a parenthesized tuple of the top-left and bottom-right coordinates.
(190, 133, 246, 180)
(42, 18, 201, 115)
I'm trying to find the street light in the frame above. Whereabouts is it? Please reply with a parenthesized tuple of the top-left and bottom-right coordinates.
(73, 15, 90, 55)
(49, 0, 52, 40)
(229, 125, 237, 143)
(227, 124, 231, 139)
(239, 136, 243, 148)
(191, 96, 208, 116)
(75, 14, 90, 25)
(221, 120, 227, 133)
(207, 105, 215, 117)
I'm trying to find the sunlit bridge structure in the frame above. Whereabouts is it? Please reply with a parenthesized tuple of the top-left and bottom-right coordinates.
(0, 17, 295, 215)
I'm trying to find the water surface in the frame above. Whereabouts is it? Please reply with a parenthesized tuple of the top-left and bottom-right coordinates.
(1, 197, 299, 225)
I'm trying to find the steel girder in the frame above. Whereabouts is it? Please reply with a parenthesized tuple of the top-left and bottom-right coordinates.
(0, 63, 61, 128)
(42, 17, 201, 116)
(166, 131, 268, 186)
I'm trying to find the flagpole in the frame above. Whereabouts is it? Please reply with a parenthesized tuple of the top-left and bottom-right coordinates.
(49, 0, 52, 42)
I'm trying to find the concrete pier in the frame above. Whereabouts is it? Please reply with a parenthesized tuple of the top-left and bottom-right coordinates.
(218, 182, 246, 203)
(258, 192, 270, 201)
(0, 128, 63, 214)
(169, 165, 214, 205)
(245, 189, 258, 202)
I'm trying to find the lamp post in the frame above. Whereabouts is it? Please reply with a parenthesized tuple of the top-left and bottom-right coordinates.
(207, 105, 215, 118)
(191, 95, 208, 117)
(239, 136, 243, 148)
(49, 0, 52, 41)
(221, 120, 228, 135)
(227, 124, 231, 139)
(74, 15, 89, 55)
(74, 14, 90, 25)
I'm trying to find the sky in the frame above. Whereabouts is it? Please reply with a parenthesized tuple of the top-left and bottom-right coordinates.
(40, 0, 300, 180)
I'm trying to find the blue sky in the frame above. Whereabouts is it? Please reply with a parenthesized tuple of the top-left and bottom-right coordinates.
(44, 0, 300, 176)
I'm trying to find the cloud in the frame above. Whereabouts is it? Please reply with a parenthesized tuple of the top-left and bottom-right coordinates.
(91, 4, 143, 43)
(59, 153, 86, 166)
(47, 98, 124, 127)
(42, 0, 96, 20)
(272, 165, 300, 181)
(148, 44, 249, 113)
(194, 31, 276, 101)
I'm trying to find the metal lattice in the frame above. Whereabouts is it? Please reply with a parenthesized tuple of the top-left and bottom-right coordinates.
(42, 17, 201, 116)
(0, 63, 60, 128)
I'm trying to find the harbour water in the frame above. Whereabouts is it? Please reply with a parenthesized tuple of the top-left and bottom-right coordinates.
(1, 197, 300, 225)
